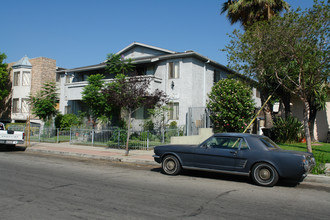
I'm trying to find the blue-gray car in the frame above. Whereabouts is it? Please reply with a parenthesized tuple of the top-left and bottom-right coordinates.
(153, 133, 315, 187)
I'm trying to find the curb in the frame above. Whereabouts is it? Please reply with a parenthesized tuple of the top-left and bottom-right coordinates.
(25, 147, 158, 166)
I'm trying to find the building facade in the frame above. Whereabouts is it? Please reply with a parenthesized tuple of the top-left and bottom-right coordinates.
(4, 56, 57, 125)
(56, 42, 261, 131)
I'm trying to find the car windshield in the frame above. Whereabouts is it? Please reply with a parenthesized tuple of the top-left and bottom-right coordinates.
(260, 137, 281, 150)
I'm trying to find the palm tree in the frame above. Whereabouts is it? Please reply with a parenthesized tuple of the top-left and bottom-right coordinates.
(221, 0, 290, 28)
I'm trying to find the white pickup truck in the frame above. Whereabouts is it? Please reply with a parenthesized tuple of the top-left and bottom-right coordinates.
(0, 122, 25, 147)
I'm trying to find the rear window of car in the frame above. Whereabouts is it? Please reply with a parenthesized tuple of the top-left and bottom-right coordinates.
(260, 137, 281, 150)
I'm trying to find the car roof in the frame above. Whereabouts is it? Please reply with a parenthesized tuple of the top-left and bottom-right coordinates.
(213, 133, 264, 138)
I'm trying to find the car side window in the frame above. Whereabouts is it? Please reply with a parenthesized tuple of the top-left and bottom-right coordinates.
(205, 137, 241, 150)
(239, 139, 249, 150)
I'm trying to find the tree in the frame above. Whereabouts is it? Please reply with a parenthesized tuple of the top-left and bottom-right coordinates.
(224, 1, 329, 152)
(81, 74, 112, 124)
(0, 52, 10, 104)
(55, 113, 82, 130)
(105, 53, 134, 75)
(102, 74, 167, 155)
(29, 82, 58, 122)
(207, 79, 255, 132)
(221, 0, 290, 28)
(221, 0, 290, 128)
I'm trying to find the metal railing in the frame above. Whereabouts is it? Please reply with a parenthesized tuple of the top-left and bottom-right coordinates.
(23, 127, 183, 150)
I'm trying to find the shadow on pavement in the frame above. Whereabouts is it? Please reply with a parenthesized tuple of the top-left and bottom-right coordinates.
(0, 145, 26, 152)
(150, 166, 304, 188)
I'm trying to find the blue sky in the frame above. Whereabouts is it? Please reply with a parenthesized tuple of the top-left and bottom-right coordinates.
(1, 0, 315, 69)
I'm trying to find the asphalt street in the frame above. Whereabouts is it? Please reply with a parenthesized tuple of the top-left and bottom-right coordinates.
(1, 151, 330, 220)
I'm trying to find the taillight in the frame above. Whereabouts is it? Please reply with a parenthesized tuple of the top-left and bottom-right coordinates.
(23, 133, 25, 140)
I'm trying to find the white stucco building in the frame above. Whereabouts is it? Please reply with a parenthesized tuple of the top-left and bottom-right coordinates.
(56, 42, 261, 132)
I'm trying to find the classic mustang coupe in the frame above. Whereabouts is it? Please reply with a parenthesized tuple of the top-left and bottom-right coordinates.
(153, 133, 315, 187)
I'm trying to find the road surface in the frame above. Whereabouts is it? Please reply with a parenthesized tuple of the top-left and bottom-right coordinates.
(1, 150, 329, 219)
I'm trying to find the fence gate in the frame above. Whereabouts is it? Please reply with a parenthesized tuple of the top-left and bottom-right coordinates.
(186, 107, 212, 136)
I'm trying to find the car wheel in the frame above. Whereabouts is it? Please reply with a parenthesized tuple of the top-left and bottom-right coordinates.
(162, 155, 181, 175)
(251, 163, 279, 187)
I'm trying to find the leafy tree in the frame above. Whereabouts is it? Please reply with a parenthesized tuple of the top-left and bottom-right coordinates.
(224, 1, 329, 152)
(221, 0, 290, 29)
(29, 82, 58, 122)
(221, 0, 290, 128)
(0, 52, 10, 103)
(147, 105, 171, 131)
(81, 74, 112, 123)
(55, 113, 81, 130)
(105, 53, 134, 75)
(102, 74, 167, 155)
(207, 79, 255, 132)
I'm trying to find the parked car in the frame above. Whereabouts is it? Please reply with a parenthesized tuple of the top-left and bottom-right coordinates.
(0, 122, 25, 148)
(153, 133, 315, 187)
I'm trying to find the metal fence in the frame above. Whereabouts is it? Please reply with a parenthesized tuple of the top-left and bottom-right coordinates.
(23, 127, 183, 150)
(186, 107, 212, 136)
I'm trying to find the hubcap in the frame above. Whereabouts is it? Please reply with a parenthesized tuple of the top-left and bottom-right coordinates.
(259, 168, 271, 180)
(166, 160, 175, 171)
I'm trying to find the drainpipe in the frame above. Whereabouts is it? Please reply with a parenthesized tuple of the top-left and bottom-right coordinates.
(203, 60, 210, 107)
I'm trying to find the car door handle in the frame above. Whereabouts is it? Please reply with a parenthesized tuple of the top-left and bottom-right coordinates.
(230, 150, 237, 155)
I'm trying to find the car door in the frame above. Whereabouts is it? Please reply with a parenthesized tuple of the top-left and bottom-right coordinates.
(192, 136, 240, 171)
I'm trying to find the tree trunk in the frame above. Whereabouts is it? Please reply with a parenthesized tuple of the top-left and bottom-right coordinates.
(303, 101, 312, 153)
(261, 93, 273, 128)
(125, 109, 132, 156)
(308, 102, 318, 142)
(263, 104, 273, 128)
(281, 92, 291, 118)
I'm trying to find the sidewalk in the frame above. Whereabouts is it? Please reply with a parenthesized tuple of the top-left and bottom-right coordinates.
(25, 142, 156, 166)
(24, 141, 330, 185)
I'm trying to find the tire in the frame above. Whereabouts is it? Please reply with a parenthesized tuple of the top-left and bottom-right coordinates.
(162, 155, 181, 175)
(251, 163, 279, 187)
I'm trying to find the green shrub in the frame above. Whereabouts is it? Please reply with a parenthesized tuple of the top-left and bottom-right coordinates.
(207, 79, 255, 132)
(168, 121, 177, 129)
(272, 116, 303, 143)
(143, 119, 154, 131)
(55, 113, 81, 130)
(311, 152, 327, 175)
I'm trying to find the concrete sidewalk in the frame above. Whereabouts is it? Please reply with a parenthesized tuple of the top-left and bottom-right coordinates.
(24, 141, 330, 185)
(25, 142, 156, 166)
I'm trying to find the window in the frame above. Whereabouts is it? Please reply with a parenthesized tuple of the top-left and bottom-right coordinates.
(168, 102, 179, 120)
(214, 70, 221, 83)
(204, 137, 242, 149)
(146, 66, 155, 75)
(22, 71, 31, 86)
(256, 89, 261, 98)
(21, 99, 29, 113)
(132, 106, 150, 119)
(14, 72, 20, 86)
(65, 106, 72, 114)
(168, 62, 180, 79)
(12, 99, 19, 113)
(56, 73, 61, 82)
(65, 75, 71, 83)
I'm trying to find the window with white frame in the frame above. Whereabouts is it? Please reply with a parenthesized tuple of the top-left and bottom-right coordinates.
(168, 62, 180, 79)
(21, 99, 29, 113)
(168, 102, 179, 120)
(12, 98, 19, 113)
(22, 71, 31, 86)
(14, 71, 20, 86)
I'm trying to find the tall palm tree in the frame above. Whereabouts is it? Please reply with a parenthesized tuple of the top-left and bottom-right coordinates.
(221, 0, 290, 28)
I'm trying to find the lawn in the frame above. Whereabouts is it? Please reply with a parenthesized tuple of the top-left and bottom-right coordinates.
(278, 142, 330, 163)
